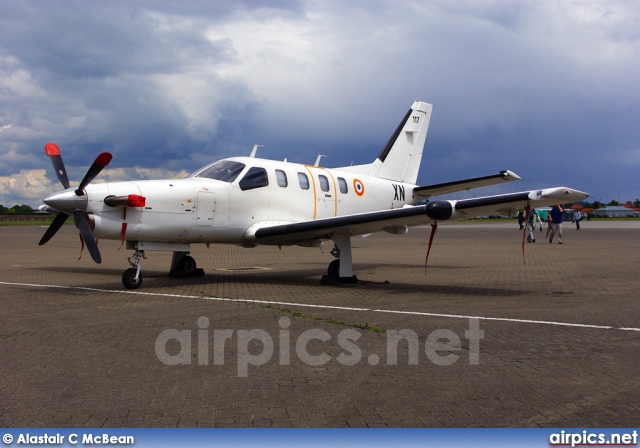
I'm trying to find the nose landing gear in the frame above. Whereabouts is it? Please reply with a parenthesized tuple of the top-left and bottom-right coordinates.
(123, 250, 145, 289)
(121, 247, 204, 289)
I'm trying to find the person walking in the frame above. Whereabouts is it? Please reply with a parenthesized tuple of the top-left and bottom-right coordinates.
(517, 210, 525, 230)
(573, 210, 582, 230)
(549, 204, 564, 244)
(526, 209, 540, 243)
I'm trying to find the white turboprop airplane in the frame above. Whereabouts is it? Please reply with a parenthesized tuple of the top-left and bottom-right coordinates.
(38, 100, 588, 289)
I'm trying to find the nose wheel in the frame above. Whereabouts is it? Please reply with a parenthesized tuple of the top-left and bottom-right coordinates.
(123, 250, 144, 289)
(122, 267, 142, 289)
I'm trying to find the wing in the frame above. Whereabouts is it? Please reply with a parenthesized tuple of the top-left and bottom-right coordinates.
(414, 170, 521, 199)
(247, 186, 588, 246)
(435, 187, 587, 221)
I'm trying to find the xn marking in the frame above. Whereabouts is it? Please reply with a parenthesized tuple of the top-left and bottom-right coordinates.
(393, 184, 405, 201)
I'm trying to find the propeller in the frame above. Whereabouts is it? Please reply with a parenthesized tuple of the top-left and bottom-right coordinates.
(45, 143, 70, 189)
(76, 152, 112, 196)
(39, 142, 112, 264)
(38, 212, 69, 246)
(74, 210, 101, 263)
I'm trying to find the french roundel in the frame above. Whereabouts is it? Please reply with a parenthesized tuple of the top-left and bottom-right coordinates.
(353, 179, 365, 196)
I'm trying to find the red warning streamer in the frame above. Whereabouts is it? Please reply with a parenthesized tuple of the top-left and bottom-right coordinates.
(78, 234, 85, 261)
(521, 204, 531, 264)
(118, 208, 127, 251)
(118, 223, 128, 251)
(424, 222, 438, 274)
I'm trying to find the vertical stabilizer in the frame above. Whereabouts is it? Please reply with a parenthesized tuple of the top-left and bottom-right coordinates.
(336, 100, 433, 184)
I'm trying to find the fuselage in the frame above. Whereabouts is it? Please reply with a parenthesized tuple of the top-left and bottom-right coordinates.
(63, 157, 418, 246)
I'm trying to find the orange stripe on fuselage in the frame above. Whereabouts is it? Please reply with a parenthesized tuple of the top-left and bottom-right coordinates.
(304, 165, 338, 219)
(304, 165, 318, 220)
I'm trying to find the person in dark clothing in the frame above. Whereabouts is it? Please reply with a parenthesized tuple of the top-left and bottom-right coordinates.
(548, 204, 564, 244)
(517, 210, 525, 230)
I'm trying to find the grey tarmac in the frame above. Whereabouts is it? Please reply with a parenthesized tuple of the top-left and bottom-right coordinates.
(0, 221, 638, 427)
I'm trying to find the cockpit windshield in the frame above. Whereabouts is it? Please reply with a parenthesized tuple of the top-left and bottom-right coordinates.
(192, 161, 246, 182)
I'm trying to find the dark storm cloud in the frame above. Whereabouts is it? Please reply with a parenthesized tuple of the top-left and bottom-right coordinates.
(0, 0, 639, 206)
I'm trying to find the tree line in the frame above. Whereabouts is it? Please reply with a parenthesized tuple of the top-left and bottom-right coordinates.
(577, 199, 640, 209)
(0, 204, 36, 213)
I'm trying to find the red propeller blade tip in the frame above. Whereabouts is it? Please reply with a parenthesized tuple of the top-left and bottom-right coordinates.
(95, 152, 113, 166)
(44, 142, 61, 156)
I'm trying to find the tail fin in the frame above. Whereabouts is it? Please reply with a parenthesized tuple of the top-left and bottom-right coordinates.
(337, 100, 433, 184)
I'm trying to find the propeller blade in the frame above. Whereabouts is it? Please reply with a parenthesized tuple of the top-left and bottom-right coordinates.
(75, 152, 113, 196)
(74, 211, 101, 264)
(44, 142, 70, 189)
(38, 213, 69, 246)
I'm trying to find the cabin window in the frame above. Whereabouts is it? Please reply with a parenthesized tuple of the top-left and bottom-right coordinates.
(276, 169, 288, 187)
(239, 167, 269, 191)
(298, 172, 309, 190)
(318, 175, 330, 192)
(194, 160, 245, 182)
(338, 177, 348, 194)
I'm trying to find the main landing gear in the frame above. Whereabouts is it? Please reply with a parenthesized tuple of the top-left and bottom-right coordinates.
(321, 232, 358, 285)
(168, 251, 204, 278)
(121, 250, 204, 289)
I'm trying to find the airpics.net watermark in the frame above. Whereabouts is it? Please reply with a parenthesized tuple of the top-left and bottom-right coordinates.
(155, 317, 484, 377)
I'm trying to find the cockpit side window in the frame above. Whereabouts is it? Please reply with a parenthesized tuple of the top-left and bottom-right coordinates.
(194, 161, 245, 182)
(239, 167, 269, 191)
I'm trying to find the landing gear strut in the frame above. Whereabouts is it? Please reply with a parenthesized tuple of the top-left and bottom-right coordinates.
(123, 250, 145, 289)
(321, 232, 358, 285)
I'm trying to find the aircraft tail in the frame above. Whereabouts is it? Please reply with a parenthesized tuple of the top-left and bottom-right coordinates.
(337, 100, 433, 184)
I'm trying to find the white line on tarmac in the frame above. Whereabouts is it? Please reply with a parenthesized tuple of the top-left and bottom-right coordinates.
(2, 280, 639, 332)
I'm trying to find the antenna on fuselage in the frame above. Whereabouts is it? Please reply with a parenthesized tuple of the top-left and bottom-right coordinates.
(314, 154, 326, 167)
(249, 144, 264, 158)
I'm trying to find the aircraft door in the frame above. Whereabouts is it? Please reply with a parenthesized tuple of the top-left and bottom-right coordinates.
(195, 191, 215, 226)
(306, 167, 336, 219)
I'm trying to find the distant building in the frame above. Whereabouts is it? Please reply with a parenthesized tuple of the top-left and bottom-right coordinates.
(593, 206, 639, 218)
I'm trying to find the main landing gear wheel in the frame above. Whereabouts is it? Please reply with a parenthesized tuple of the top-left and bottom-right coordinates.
(169, 252, 205, 278)
(321, 235, 358, 286)
(178, 255, 197, 275)
(327, 259, 340, 277)
(122, 267, 142, 289)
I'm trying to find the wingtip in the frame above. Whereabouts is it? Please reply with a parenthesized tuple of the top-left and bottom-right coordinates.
(503, 170, 522, 181)
(539, 187, 589, 201)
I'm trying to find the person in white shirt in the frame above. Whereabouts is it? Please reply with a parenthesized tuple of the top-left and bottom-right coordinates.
(573, 210, 582, 230)
(526, 209, 541, 243)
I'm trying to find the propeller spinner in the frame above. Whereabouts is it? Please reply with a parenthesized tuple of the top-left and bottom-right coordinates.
(39, 143, 112, 264)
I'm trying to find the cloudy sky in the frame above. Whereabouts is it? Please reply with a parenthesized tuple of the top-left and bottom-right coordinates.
(1, 0, 639, 207)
